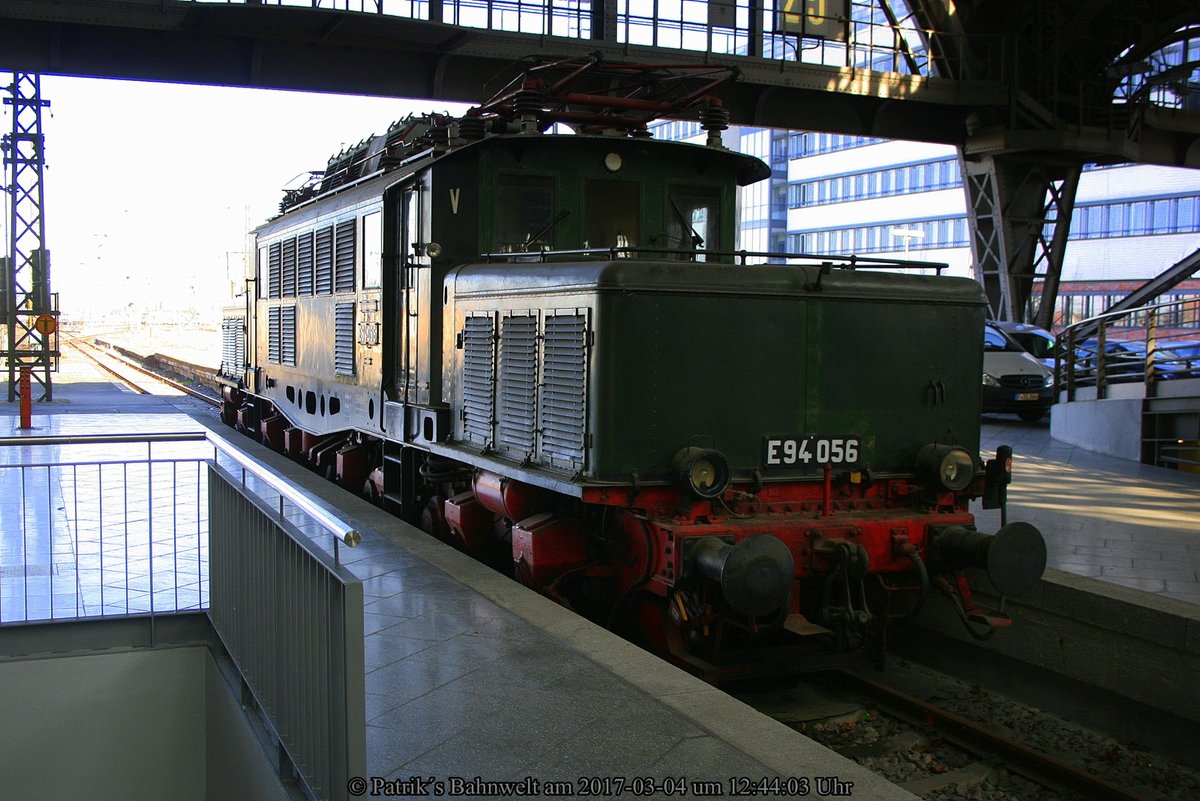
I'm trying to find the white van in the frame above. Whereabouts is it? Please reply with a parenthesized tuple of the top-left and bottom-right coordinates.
(983, 323, 1054, 422)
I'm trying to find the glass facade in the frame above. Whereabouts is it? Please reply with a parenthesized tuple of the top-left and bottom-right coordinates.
(653, 116, 1200, 327)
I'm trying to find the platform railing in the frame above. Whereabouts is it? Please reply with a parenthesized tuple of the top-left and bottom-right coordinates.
(0, 431, 360, 623)
(208, 462, 365, 801)
(0, 429, 365, 801)
(1055, 296, 1200, 401)
(0, 433, 212, 623)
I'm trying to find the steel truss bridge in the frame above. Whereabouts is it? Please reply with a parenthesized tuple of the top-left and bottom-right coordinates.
(2, 1, 1199, 397)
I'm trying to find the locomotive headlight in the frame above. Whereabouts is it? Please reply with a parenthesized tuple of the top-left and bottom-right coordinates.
(982, 371, 1001, 387)
(916, 443, 977, 492)
(672, 447, 731, 499)
(425, 242, 443, 258)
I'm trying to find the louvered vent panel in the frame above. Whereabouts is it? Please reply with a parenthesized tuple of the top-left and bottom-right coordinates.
(297, 232, 314, 296)
(268, 306, 281, 364)
(461, 315, 496, 445)
(281, 238, 297, 297)
(334, 302, 355, 376)
(220, 318, 241, 378)
(268, 242, 281, 299)
(315, 226, 334, 295)
(334, 220, 356, 293)
(281, 305, 297, 366)
(539, 314, 588, 466)
(497, 315, 538, 456)
(234, 320, 245, 377)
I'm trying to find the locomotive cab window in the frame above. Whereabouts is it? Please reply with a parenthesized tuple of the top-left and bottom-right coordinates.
(667, 186, 720, 259)
(495, 175, 556, 252)
(362, 211, 382, 288)
(257, 245, 267, 299)
(584, 179, 639, 252)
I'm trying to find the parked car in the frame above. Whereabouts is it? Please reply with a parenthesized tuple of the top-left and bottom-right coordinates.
(1074, 339, 1190, 382)
(990, 320, 1056, 369)
(983, 323, 1055, 422)
(1160, 340, 1200, 376)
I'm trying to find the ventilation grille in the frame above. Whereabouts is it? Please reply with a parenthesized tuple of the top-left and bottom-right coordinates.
(268, 242, 281, 299)
(281, 238, 297, 297)
(220, 317, 244, 378)
(334, 302, 355, 376)
(334, 219, 356, 293)
(496, 315, 538, 456)
(540, 314, 588, 466)
(297, 231, 314, 296)
(315, 226, 334, 295)
(461, 315, 496, 445)
(268, 306, 281, 364)
(281, 305, 296, 366)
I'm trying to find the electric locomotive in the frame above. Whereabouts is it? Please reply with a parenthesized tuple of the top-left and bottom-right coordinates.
(217, 58, 1046, 679)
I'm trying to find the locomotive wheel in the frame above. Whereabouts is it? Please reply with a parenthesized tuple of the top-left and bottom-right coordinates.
(419, 496, 451, 541)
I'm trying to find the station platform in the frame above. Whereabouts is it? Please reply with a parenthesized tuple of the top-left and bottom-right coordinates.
(977, 415, 1200, 605)
(2, 352, 1198, 798)
(0, 353, 913, 798)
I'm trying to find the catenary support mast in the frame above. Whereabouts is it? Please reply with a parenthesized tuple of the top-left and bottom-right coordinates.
(3, 72, 56, 402)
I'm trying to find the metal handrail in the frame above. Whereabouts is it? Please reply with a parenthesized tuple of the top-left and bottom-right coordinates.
(206, 429, 362, 548)
(0, 432, 208, 447)
(483, 246, 948, 273)
(1055, 296, 1200, 401)
(0, 430, 361, 547)
(1058, 298, 1195, 340)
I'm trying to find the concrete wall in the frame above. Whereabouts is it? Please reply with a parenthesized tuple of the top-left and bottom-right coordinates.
(205, 658, 291, 801)
(0, 647, 207, 801)
(0, 645, 288, 801)
(1050, 397, 1143, 460)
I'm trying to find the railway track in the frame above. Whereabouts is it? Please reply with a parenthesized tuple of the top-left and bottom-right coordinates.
(66, 336, 220, 407)
(737, 663, 1199, 801)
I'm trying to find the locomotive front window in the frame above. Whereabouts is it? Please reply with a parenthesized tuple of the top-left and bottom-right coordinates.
(495, 175, 556, 252)
(667, 186, 720, 259)
(584, 179, 640, 252)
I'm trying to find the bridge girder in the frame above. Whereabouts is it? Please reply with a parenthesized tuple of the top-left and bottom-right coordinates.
(961, 152, 1081, 325)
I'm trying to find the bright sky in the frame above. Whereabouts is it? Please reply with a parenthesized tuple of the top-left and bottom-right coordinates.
(20, 77, 466, 322)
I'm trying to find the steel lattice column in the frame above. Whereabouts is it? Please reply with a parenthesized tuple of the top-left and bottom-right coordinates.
(3, 72, 55, 402)
(960, 152, 1081, 325)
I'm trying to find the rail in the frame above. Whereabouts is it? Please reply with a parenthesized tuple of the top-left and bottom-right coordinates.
(1055, 296, 1200, 401)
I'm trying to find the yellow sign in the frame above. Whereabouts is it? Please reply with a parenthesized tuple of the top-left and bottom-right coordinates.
(779, 0, 848, 41)
(34, 314, 56, 336)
